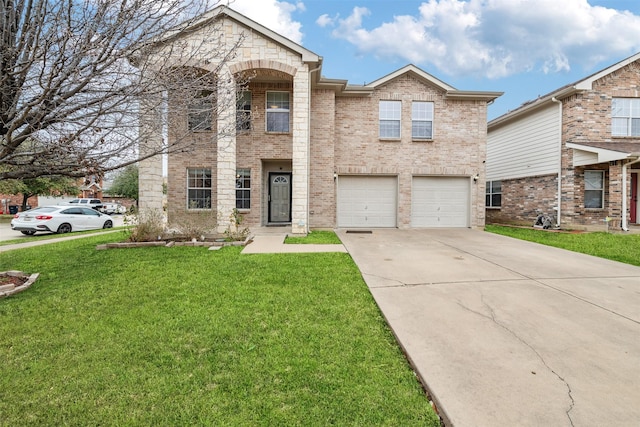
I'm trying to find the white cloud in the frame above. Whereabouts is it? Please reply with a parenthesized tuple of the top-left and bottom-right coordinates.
(229, 0, 305, 43)
(316, 13, 336, 28)
(328, 0, 640, 78)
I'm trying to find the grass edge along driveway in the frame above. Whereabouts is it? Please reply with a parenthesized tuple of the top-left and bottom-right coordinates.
(485, 225, 640, 267)
(0, 233, 439, 426)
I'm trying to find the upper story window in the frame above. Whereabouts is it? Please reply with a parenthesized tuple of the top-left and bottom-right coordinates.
(236, 168, 251, 209)
(379, 100, 401, 139)
(486, 180, 502, 208)
(188, 90, 213, 131)
(266, 91, 290, 133)
(412, 101, 434, 139)
(187, 168, 212, 209)
(611, 98, 640, 137)
(237, 91, 252, 131)
(584, 170, 604, 209)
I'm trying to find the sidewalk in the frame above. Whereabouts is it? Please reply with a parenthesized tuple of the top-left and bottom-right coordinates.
(0, 230, 123, 253)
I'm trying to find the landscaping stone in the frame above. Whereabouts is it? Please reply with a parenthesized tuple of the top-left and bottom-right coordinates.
(0, 271, 40, 298)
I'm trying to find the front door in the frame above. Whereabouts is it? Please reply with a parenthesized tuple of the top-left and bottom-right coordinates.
(269, 173, 291, 223)
(631, 173, 638, 224)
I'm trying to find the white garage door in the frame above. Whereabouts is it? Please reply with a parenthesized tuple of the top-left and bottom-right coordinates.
(337, 176, 397, 227)
(412, 177, 470, 227)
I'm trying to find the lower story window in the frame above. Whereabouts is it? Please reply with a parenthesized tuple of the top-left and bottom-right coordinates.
(486, 180, 502, 207)
(236, 168, 251, 209)
(584, 170, 604, 209)
(187, 168, 212, 209)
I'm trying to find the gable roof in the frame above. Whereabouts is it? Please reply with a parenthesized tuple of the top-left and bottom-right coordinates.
(317, 64, 502, 100)
(489, 51, 640, 129)
(141, 5, 321, 64)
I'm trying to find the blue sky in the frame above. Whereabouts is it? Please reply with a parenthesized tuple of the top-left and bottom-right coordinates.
(228, 0, 640, 120)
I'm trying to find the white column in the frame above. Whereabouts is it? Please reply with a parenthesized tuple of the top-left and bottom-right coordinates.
(138, 89, 164, 212)
(216, 68, 237, 232)
(291, 65, 310, 234)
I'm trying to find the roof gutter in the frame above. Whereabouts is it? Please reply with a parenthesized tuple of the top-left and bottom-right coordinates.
(551, 97, 563, 227)
(622, 157, 640, 231)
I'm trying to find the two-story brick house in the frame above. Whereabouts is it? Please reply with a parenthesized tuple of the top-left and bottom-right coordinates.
(486, 52, 640, 230)
(138, 6, 501, 233)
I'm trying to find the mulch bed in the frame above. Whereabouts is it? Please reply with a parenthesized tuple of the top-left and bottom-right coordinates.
(0, 274, 28, 287)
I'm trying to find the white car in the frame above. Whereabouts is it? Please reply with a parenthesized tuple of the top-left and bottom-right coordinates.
(11, 206, 114, 235)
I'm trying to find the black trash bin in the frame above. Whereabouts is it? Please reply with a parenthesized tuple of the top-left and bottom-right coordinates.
(8, 205, 18, 215)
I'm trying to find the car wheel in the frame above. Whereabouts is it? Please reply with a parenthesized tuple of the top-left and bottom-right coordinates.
(57, 223, 72, 234)
(21, 230, 36, 236)
(103, 220, 113, 229)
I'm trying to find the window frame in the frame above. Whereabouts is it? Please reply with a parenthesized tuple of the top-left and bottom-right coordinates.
(188, 90, 213, 131)
(186, 168, 212, 210)
(266, 91, 290, 133)
(235, 168, 251, 210)
(485, 180, 502, 208)
(611, 97, 640, 137)
(379, 100, 401, 139)
(584, 170, 604, 209)
(411, 101, 434, 140)
(236, 91, 252, 131)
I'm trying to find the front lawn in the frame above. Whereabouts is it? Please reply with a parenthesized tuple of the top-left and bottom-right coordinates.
(485, 225, 640, 267)
(284, 230, 342, 244)
(0, 234, 439, 426)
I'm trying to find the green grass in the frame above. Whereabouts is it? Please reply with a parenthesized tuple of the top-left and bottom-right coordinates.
(284, 230, 342, 244)
(0, 234, 439, 426)
(485, 225, 640, 267)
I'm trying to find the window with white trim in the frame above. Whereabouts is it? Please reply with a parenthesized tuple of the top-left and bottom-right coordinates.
(611, 98, 640, 136)
(187, 168, 212, 209)
(379, 100, 401, 138)
(236, 91, 251, 131)
(266, 91, 290, 132)
(584, 170, 604, 209)
(486, 180, 502, 207)
(236, 168, 251, 209)
(412, 101, 434, 139)
(188, 90, 213, 131)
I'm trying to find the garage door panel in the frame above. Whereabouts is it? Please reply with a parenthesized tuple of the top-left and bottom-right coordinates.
(412, 177, 469, 227)
(338, 176, 397, 227)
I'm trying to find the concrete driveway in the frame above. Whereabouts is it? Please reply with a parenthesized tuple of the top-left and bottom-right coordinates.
(338, 228, 640, 427)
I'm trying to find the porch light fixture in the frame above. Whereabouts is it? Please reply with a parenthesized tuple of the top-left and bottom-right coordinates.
(473, 174, 479, 182)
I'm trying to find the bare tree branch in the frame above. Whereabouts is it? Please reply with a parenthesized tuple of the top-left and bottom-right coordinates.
(1, 0, 247, 180)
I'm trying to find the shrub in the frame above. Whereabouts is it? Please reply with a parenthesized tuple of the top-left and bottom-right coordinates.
(168, 209, 219, 240)
(124, 208, 165, 242)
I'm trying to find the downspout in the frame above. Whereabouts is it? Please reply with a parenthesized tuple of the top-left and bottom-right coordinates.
(551, 97, 562, 227)
(622, 157, 640, 231)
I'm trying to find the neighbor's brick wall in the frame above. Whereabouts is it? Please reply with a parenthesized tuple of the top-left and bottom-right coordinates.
(485, 174, 557, 225)
(334, 74, 488, 228)
(558, 59, 640, 227)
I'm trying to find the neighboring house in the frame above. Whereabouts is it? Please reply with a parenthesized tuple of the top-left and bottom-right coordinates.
(486, 53, 640, 231)
(79, 175, 103, 199)
(138, 6, 501, 233)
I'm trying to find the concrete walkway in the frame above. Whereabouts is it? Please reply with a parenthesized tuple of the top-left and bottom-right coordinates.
(338, 228, 640, 427)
